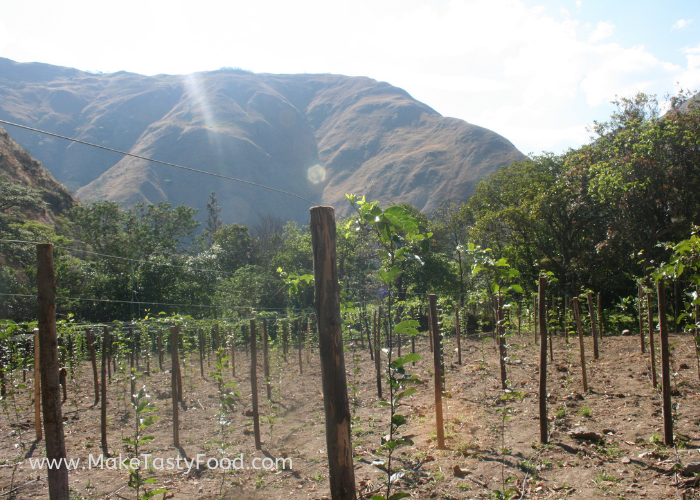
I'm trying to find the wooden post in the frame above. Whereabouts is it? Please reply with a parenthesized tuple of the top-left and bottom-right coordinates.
(638, 283, 646, 353)
(310, 206, 357, 499)
(455, 305, 462, 365)
(429, 294, 445, 449)
(538, 277, 548, 444)
(587, 292, 600, 360)
(86, 328, 99, 405)
(597, 292, 603, 342)
(37, 243, 69, 499)
(573, 298, 588, 392)
(158, 328, 163, 371)
(101, 326, 108, 453)
(262, 319, 271, 400)
(646, 292, 658, 388)
(250, 320, 262, 450)
(657, 280, 673, 446)
(34, 328, 42, 440)
(374, 309, 382, 399)
(170, 325, 180, 448)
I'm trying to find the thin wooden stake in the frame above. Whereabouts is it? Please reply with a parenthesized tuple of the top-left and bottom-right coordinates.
(37, 243, 69, 499)
(573, 298, 588, 392)
(306, 318, 311, 364)
(101, 326, 108, 453)
(374, 309, 382, 399)
(534, 295, 539, 346)
(170, 325, 180, 448)
(538, 277, 548, 444)
(429, 294, 445, 449)
(34, 328, 42, 441)
(262, 319, 271, 401)
(250, 320, 262, 450)
(657, 280, 673, 446)
(455, 305, 462, 365)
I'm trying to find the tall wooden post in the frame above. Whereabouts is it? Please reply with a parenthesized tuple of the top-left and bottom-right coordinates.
(37, 243, 69, 500)
(646, 293, 658, 388)
(538, 277, 548, 444)
(587, 292, 600, 360)
(262, 319, 271, 400)
(310, 206, 357, 500)
(170, 325, 180, 448)
(34, 328, 42, 441)
(429, 294, 445, 449)
(250, 320, 262, 450)
(573, 298, 588, 392)
(455, 305, 462, 365)
(101, 326, 108, 453)
(657, 281, 673, 446)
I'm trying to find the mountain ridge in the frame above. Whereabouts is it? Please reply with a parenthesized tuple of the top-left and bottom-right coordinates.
(0, 57, 525, 224)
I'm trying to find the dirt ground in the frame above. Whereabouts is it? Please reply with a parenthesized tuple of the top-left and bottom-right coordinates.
(1, 328, 699, 500)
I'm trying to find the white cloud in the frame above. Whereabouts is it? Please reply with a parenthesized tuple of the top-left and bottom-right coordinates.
(575, 0, 582, 7)
(672, 19, 692, 31)
(588, 21, 615, 43)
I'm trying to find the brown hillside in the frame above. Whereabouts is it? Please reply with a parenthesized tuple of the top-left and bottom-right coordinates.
(0, 58, 525, 224)
(0, 125, 75, 224)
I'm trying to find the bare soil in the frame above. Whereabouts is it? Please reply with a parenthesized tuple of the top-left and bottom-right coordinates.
(1, 329, 699, 499)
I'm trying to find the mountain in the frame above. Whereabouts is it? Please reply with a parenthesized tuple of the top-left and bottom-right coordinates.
(0, 57, 525, 225)
(0, 125, 75, 224)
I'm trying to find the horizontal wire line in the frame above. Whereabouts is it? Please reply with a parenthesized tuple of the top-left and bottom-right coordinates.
(0, 119, 319, 205)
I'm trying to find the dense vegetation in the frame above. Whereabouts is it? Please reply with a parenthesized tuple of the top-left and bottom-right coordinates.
(1, 92, 699, 328)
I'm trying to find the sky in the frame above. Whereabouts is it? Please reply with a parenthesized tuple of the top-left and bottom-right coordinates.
(1, 0, 698, 155)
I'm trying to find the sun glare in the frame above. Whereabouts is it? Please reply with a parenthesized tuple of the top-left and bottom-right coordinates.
(307, 164, 326, 184)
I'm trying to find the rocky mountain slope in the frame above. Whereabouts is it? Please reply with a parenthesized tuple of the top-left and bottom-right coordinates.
(0, 57, 525, 224)
(0, 125, 75, 224)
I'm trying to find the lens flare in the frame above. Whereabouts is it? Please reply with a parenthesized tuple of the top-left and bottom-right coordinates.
(307, 164, 326, 184)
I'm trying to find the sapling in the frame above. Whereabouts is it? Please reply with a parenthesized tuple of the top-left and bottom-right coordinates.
(122, 386, 166, 500)
(210, 349, 241, 494)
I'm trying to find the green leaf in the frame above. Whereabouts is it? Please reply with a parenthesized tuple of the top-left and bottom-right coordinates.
(388, 493, 411, 500)
(510, 284, 523, 293)
(391, 414, 407, 427)
(394, 320, 419, 335)
(394, 388, 418, 404)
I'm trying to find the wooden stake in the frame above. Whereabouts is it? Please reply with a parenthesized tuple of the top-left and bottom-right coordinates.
(374, 309, 382, 399)
(310, 205, 357, 500)
(262, 319, 271, 400)
(101, 326, 108, 453)
(534, 295, 539, 346)
(86, 328, 99, 405)
(170, 325, 180, 448)
(657, 280, 673, 446)
(587, 292, 600, 360)
(199, 328, 205, 378)
(638, 283, 646, 353)
(573, 297, 588, 392)
(250, 320, 262, 450)
(647, 292, 658, 388)
(455, 305, 462, 365)
(37, 243, 69, 499)
(34, 328, 42, 441)
(429, 294, 445, 449)
(158, 328, 163, 371)
(538, 277, 548, 444)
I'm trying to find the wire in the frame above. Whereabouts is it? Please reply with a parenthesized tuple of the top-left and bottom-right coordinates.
(0, 119, 319, 206)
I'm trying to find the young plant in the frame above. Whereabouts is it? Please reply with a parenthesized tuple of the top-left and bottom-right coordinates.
(122, 386, 165, 500)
